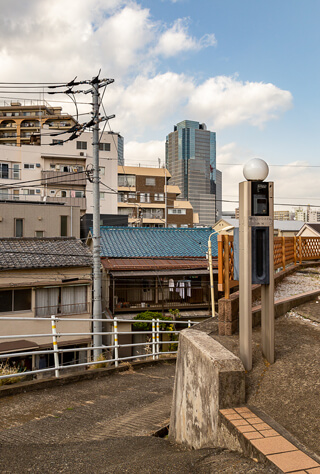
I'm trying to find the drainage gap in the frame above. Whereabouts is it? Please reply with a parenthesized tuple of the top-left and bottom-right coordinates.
(152, 424, 169, 438)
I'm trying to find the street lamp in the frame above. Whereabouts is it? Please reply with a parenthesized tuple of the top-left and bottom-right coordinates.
(208, 226, 234, 318)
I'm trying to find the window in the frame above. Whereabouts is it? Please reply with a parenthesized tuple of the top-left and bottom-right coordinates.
(146, 177, 155, 186)
(22, 189, 35, 195)
(140, 193, 150, 203)
(76, 141, 87, 150)
(35, 231, 44, 237)
(61, 190, 67, 197)
(35, 286, 87, 317)
(15, 218, 23, 237)
(60, 216, 68, 236)
(154, 193, 164, 201)
(118, 175, 136, 187)
(100, 192, 105, 200)
(24, 163, 35, 169)
(118, 208, 134, 217)
(74, 191, 84, 198)
(99, 143, 111, 151)
(0, 289, 31, 312)
(13, 164, 20, 179)
(168, 209, 186, 215)
(0, 188, 9, 200)
(0, 163, 9, 179)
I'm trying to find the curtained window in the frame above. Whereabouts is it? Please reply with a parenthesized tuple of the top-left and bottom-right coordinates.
(35, 286, 87, 317)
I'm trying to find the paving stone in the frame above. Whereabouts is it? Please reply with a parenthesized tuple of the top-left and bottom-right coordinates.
(267, 451, 319, 473)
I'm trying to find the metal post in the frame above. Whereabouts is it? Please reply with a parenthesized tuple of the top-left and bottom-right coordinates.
(188, 320, 191, 328)
(156, 319, 160, 359)
(51, 315, 60, 378)
(92, 79, 102, 360)
(152, 319, 156, 360)
(239, 181, 252, 371)
(114, 317, 118, 368)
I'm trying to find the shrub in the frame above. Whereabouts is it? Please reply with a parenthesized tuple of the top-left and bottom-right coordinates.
(132, 311, 172, 331)
(0, 361, 26, 386)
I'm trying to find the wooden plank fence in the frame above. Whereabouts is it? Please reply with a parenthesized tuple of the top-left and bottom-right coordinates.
(218, 235, 320, 298)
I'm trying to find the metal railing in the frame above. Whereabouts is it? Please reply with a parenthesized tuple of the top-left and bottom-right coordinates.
(0, 316, 198, 383)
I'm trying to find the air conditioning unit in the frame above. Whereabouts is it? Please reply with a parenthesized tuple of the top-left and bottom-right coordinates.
(79, 152, 87, 157)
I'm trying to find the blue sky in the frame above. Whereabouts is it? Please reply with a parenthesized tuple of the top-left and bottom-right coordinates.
(1, 0, 320, 211)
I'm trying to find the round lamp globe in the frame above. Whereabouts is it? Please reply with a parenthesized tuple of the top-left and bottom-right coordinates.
(243, 158, 269, 181)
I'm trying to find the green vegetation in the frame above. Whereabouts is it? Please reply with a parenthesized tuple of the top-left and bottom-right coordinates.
(132, 311, 171, 331)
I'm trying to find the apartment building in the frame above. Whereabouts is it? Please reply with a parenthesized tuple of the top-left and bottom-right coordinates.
(0, 100, 78, 147)
(274, 210, 290, 220)
(0, 126, 118, 236)
(117, 166, 197, 228)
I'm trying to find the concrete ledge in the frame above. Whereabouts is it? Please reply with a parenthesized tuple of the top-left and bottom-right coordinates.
(0, 357, 176, 399)
(169, 328, 245, 449)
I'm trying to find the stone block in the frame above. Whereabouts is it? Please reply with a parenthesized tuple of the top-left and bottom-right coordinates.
(169, 329, 245, 449)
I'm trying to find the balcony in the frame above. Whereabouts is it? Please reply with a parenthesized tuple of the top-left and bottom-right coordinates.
(41, 170, 87, 187)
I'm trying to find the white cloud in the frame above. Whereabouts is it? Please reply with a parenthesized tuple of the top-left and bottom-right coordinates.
(186, 76, 293, 130)
(154, 18, 216, 58)
(125, 140, 165, 166)
(216, 144, 320, 213)
(108, 72, 194, 139)
(106, 73, 293, 141)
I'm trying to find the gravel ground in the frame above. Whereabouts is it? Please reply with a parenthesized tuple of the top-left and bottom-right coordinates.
(253, 266, 320, 306)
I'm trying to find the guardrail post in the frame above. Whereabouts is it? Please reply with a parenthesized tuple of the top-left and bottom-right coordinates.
(51, 315, 60, 378)
(152, 319, 156, 360)
(188, 320, 191, 328)
(156, 319, 160, 359)
(114, 317, 119, 368)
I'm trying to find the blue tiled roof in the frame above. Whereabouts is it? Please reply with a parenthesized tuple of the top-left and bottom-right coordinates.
(94, 227, 218, 258)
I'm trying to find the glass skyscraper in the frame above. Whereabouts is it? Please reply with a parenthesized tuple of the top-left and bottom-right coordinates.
(166, 120, 221, 225)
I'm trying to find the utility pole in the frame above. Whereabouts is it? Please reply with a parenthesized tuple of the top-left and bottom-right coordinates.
(92, 78, 102, 360)
(90, 75, 114, 360)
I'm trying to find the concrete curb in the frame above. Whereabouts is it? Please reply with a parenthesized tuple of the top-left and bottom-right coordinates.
(0, 356, 176, 399)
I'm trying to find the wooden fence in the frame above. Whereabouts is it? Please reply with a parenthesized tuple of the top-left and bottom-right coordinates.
(218, 235, 320, 299)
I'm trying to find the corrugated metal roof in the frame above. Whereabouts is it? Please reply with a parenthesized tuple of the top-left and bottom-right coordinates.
(97, 227, 218, 258)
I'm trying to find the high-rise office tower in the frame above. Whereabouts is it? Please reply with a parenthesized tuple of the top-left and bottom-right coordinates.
(165, 120, 221, 226)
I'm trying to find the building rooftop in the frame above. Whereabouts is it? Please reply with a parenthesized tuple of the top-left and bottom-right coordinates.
(0, 237, 92, 270)
(93, 226, 217, 258)
(118, 166, 171, 178)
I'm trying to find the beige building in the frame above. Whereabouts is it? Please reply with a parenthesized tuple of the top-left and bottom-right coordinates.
(0, 238, 93, 373)
(274, 210, 290, 220)
(297, 223, 320, 237)
(0, 127, 118, 219)
(118, 166, 198, 228)
(0, 201, 80, 238)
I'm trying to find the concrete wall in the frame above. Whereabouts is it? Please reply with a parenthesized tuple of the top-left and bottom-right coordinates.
(169, 328, 245, 449)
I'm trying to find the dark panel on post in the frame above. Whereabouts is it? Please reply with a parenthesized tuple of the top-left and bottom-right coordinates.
(252, 226, 269, 285)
